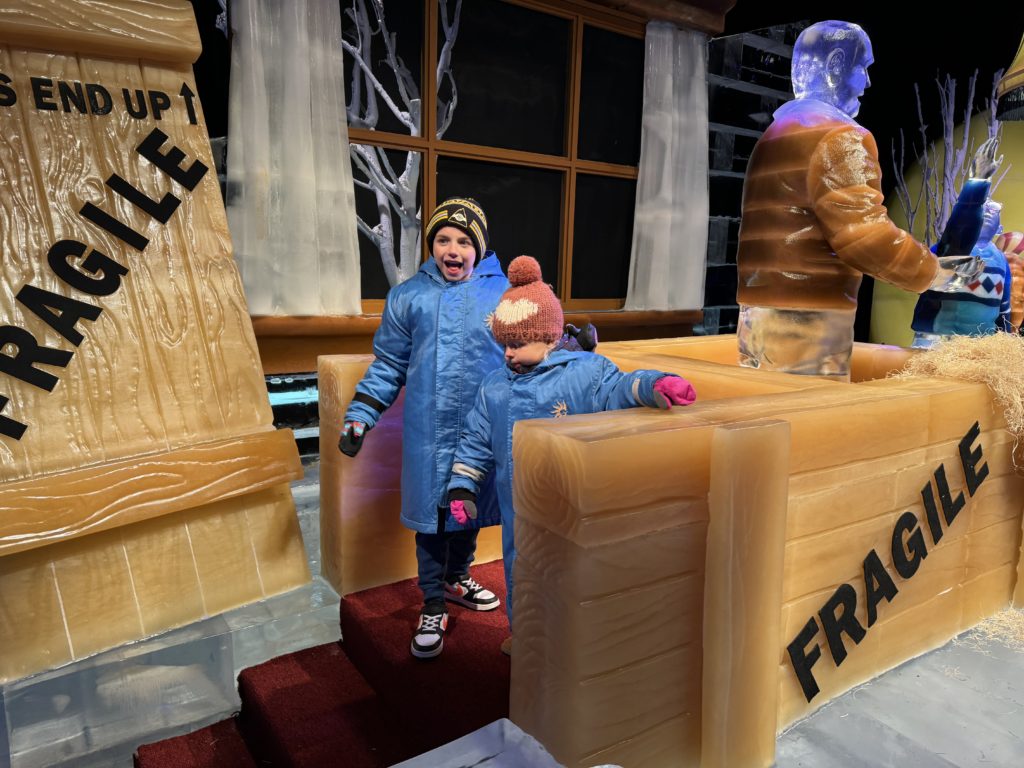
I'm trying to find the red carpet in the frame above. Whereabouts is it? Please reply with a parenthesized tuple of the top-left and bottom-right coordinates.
(237, 642, 404, 767)
(135, 560, 510, 767)
(134, 718, 256, 768)
(339, 559, 512, 758)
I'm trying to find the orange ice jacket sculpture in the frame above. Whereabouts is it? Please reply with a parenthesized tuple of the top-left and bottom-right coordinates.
(737, 101, 939, 312)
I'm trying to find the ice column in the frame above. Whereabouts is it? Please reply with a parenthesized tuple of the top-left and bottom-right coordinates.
(227, 0, 361, 316)
(625, 22, 709, 311)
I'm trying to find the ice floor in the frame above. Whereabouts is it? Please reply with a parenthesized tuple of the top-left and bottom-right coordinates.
(775, 615, 1024, 767)
(3, 456, 1022, 767)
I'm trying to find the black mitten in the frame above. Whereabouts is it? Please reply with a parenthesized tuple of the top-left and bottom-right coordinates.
(338, 422, 367, 457)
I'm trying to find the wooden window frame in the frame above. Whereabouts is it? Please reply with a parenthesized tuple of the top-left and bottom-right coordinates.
(348, 0, 646, 315)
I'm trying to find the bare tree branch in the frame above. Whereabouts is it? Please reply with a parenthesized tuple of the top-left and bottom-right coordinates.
(351, 144, 401, 207)
(892, 129, 919, 234)
(436, 0, 462, 138)
(345, 0, 380, 129)
(343, 0, 462, 285)
(892, 69, 1001, 247)
(344, 6, 364, 126)
(356, 214, 380, 246)
(341, 11, 416, 133)
(368, 0, 421, 134)
(342, 38, 414, 130)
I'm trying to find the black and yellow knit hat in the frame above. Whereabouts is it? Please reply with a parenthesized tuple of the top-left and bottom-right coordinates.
(425, 197, 489, 264)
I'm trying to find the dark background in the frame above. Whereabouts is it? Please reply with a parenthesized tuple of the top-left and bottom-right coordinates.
(191, 1, 1024, 189)
(723, 2, 1024, 195)
(186, 1, 1024, 323)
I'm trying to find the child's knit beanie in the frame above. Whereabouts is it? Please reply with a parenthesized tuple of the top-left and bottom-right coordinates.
(425, 197, 489, 264)
(491, 256, 564, 346)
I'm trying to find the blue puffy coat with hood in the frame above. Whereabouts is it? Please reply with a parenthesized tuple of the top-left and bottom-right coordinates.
(447, 349, 669, 622)
(344, 252, 508, 534)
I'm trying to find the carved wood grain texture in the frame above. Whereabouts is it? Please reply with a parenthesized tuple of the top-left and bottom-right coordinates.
(506, 337, 1024, 763)
(0, 0, 200, 63)
(0, 482, 309, 682)
(702, 419, 790, 768)
(0, 47, 273, 482)
(0, 3, 307, 682)
(511, 516, 703, 768)
(0, 428, 303, 556)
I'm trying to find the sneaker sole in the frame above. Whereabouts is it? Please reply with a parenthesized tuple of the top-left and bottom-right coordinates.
(410, 638, 444, 659)
(444, 593, 500, 611)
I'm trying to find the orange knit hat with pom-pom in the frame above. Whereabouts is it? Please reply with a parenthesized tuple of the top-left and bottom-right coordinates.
(491, 256, 564, 346)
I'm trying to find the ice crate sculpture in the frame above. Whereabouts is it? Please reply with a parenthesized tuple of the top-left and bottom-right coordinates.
(0, 0, 309, 683)
(320, 335, 1024, 767)
(504, 335, 1024, 768)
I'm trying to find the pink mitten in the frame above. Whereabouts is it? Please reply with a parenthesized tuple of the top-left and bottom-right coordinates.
(653, 376, 697, 408)
(451, 500, 469, 525)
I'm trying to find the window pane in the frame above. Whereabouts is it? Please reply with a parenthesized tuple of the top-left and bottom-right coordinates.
(571, 174, 636, 298)
(436, 156, 562, 288)
(343, 0, 423, 136)
(351, 145, 423, 299)
(577, 25, 643, 165)
(439, 0, 569, 155)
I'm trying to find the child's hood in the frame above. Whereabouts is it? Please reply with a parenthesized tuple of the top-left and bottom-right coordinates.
(500, 348, 585, 380)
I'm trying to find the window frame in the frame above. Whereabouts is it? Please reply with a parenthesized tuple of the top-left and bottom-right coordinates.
(347, 0, 646, 314)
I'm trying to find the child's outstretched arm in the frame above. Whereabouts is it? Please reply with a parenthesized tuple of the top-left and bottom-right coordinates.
(447, 386, 497, 524)
(341, 295, 412, 456)
(591, 356, 697, 411)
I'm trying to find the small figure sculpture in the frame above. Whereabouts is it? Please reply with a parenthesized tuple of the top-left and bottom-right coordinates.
(911, 194, 1013, 347)
(735, 20, 982, 379)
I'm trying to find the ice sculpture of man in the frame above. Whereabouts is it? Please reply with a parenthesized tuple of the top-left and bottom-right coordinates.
(735, 20, 981, 379)
(911, 197, 1013, 346)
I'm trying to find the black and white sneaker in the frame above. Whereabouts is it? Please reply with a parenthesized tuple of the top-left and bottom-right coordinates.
(410, 603, 448, 659)
(444, 576, 500, 611)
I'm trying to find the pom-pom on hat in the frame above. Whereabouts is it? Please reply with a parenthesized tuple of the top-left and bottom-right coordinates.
(490, 256, 564, 346)
(425, 197, 489, 264)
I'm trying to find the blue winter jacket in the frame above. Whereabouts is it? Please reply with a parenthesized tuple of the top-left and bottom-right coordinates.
(447, 350, 669, 623)
(344, 253, 508, 534)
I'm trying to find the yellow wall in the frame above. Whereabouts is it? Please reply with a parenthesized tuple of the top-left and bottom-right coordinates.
(871, 115, 1024, 346)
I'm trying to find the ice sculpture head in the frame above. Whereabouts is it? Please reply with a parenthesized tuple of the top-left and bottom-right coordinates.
(792, 21, 873, 117)
(979, 199, 1003, 243)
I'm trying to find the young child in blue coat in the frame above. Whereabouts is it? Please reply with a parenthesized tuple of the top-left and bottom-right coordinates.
(446, 256, 696, 655)
(341, 198, 509, 659)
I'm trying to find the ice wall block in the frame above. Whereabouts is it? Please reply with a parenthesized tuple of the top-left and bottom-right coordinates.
(0, 1, 308, 682)
(507, 337, 1024, 768)
(318, 355, 502, 596)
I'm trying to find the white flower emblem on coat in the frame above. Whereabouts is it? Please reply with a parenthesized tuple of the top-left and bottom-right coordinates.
(551, 400, 569, 418)
(494, 298, 540, 324)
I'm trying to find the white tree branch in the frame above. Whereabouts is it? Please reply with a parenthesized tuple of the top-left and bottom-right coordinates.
(436, 0, 462, 138)
(356, 215, 380, 246)
(344, 0, 381, 129)
(351, 144, 401, 208)
(368, 0, 420, 133)
(342, 37, 415, 131)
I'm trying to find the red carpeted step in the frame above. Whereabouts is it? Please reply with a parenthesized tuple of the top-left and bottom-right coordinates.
(134, 717, 256, 768)
(339, 559, 511, 759)
(237, 641, 403, 768)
